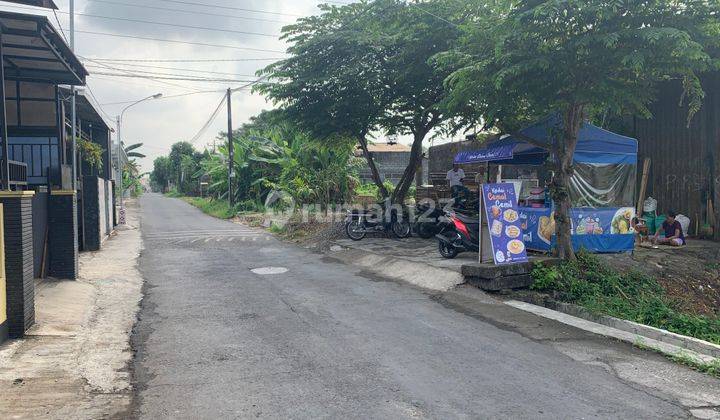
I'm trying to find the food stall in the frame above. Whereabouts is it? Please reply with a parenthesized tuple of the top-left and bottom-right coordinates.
(454, 116, 638, 253)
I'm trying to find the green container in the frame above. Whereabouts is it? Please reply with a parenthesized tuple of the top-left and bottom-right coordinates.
(643, 211, 657, 235)
(655, 215, 667, 235)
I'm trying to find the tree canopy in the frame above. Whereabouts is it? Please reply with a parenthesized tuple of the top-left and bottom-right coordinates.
(258, 0, 461, 202)
(441, 0, 720, 258)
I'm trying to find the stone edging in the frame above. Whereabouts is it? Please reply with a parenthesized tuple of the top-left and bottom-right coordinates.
(512, 294, 720, 359)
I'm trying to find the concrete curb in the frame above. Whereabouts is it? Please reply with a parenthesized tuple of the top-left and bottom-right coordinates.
(512, 294, 720, 359)
(326, 245, 464, 292)
(505, 300, 719, 364)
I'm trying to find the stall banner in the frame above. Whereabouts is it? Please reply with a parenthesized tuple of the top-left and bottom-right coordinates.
(482, 183, 528, 265)
(519, 206, 636, 253)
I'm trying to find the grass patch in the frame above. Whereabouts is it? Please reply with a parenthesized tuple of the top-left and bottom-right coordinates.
(531, 252, 720, 345)
(164, 190, 183, 198)
(634, 340, 720, 378)
(182, 197, 236, 219)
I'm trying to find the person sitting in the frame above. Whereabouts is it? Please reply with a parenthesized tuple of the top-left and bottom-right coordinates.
(652, 210, 686, 246)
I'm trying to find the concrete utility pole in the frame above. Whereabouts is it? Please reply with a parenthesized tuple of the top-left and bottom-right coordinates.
(117, 93, 162, 212)
(227, 88, 234, 207)
(70, 0, 77, 190)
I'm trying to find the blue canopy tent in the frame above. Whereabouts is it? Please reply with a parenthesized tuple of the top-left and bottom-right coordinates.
(455, 116, 638, 166)
(455, 116, 639, 253)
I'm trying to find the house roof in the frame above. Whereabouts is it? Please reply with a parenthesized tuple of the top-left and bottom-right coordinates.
(366, 142, 412, 153)
(0, 11, 87, 85)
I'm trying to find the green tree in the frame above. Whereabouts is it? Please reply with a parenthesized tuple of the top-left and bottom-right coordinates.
(150, 156, 172, 192)
(442, 0, 720, 259)
(257, 1, 392, 199)
(168, 141, 199, 194)
(260, 0, 461, 203)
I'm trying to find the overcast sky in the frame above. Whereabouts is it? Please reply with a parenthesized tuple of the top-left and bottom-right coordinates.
(0, 0, 356, 172)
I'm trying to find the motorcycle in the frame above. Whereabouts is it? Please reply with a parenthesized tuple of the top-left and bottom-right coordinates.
(345, 203, 412, 241)
(413, 202, 446, 239)
(435, 209, 480, 259)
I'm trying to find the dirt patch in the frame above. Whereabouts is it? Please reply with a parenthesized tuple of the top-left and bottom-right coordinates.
(600, 241, 720, 317)
(235, 211, 346, 251)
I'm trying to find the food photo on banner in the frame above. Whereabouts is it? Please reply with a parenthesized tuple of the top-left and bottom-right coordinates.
(482, 183, 529, 265)
(519, 207, 636, 253)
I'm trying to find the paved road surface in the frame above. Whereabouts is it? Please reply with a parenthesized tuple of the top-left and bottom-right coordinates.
(133, 193, 694, 418)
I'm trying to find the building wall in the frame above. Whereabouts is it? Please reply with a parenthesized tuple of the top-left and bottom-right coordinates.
(631, 73, 720, 233)
(358, 151, 411, 185)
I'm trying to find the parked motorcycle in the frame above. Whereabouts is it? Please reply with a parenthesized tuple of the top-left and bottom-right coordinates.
(435, 209, 480, 259)
(413, 202, 446, 239)
(345, 204, 412, 241)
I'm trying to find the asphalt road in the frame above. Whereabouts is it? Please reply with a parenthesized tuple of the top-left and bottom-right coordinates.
(133, 193, 691, 419)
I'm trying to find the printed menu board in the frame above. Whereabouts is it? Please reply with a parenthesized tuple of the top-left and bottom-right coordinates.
(482, 183, 529, 265)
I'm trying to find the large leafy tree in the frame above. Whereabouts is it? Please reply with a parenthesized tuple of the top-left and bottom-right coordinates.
(257, 1, 390, 197)
(258, 0, 461, 203)
(150, 156, 171, 192)
(442, 0, 720, 259)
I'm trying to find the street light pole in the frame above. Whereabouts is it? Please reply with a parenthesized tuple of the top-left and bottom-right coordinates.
(116, 93, 162, 212)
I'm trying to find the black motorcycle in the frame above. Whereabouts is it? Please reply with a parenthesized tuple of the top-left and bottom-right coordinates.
(345, 204, 412, 241)
(435, 209, 480, 259)
(414, 201, 446, 239)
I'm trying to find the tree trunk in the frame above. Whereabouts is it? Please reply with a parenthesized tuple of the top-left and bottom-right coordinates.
(551, 105, 585, 261)
(391, 131, 426, 204)
(357, 135, 389, 199)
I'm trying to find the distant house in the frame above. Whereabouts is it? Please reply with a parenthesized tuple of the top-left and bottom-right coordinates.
(355, 142, 427, 186)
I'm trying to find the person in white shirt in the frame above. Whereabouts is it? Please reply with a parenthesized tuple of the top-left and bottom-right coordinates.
(446, 164, 465, 188)
(446, 164, 467, 202)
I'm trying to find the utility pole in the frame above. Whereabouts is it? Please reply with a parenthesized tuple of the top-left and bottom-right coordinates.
(70, 0, 77, 190)
(227, 88, 234, 207)
(116, 115, 122, 208)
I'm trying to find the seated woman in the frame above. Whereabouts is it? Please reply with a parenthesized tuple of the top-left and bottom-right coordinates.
(652, 210, 686, 246)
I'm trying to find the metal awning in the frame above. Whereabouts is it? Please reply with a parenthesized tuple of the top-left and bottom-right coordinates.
(0, 11, 87, 85)
(59, 87, 111, 132)
(1, 1, 58, 9)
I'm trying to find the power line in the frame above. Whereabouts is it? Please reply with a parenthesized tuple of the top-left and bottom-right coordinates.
(83, 62, 259, 78)
(89, 71, 258, 83)
(189, 93, 227, 145)
(83, 83, 116, 123)
(53, 10, 281, 38)
(74, 30, 286, 53)
(80, 57, 284, 63)
(100, 90, 224, 106)
(189, 77, 267, 145)
(85, 0, 292, 24)
(83, 56, 204, 91)
(135, 0, 301, 17)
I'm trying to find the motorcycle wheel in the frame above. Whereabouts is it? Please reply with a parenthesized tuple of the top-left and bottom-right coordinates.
(438, 240, 458, 259)
(345, 220, 366, 241)
(392, 220, 412, 238)
(415, 223, 436, 239)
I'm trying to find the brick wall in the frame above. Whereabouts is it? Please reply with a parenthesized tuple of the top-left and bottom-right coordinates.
(0, 194, 35, 337)
(48, 192, 78, 279)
